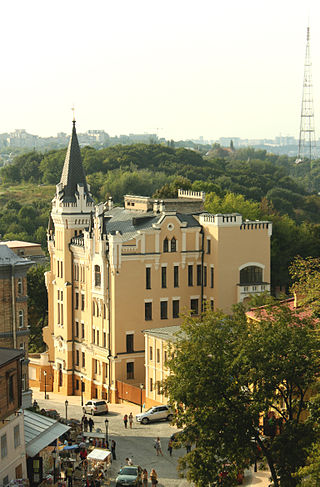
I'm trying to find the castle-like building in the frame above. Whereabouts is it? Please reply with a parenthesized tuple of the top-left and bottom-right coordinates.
(42, 121, 272, 403)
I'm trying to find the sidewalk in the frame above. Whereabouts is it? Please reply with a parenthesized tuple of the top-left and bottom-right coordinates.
(243, 469, 271, 486)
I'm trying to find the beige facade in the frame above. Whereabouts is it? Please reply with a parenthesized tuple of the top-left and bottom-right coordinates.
(42, 122, 272, 403)
(144, 326, 180, 408)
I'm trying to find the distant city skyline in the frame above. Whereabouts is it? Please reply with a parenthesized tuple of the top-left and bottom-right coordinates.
(1, 0, 320, 141)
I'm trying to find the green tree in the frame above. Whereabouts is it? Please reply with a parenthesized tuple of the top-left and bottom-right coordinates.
(165, 304, 320, 487)
(27, 264, 49, 352)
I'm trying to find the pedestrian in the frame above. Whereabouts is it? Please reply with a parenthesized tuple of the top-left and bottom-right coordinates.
(142, 468, 148, 486)
(154, 437, 163, 456)
(88, 417, 94, 432)
(123, 414, 128, 429)
(125, 457, 133, 465)
(111, 440, 116, 460)
(150, 468, 158, 486)
(168, 438, 173, 457)
(66, 463, 73, 487)
(83, 416, 89, 432)
(129, 412, 133, 429)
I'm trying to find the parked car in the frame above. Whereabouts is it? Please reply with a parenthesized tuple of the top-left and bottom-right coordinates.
(40, 409, 61, 420)
(136, 405, 173, 424)
(116, 465, 142, 486)
(83, 400, 108, 415)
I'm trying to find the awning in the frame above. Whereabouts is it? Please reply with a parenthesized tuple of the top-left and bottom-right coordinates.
(24, 410, 70, 458)
(82, 432, 106, 439)
(87, 448, 111, 462)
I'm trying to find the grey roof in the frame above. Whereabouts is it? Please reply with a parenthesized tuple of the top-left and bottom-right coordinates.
(0, 245, 32, 267)
(0, 348, 24, 366)
(103, 208, 200, 242)
(143, 325, 181, 341)
(24, 409, 70, 457)
(58, 121, 93, 203)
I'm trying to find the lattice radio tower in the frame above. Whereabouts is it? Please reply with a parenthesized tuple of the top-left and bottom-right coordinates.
(296, 26, 316, 163)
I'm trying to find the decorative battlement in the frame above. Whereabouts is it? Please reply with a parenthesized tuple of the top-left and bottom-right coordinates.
(178, 189, 205, 201)
(199, 213, 242, 226)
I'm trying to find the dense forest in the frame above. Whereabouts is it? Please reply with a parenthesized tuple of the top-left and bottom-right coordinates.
(1, 143, 320, 290)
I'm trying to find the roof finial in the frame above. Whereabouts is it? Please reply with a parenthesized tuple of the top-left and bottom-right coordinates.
(71, 105, 76, 124)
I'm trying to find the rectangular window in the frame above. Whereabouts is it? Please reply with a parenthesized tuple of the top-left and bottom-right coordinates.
(156, 349, 160, 363)
(1, 434, 7, 458)
(157, 381, 161, 394)
(161, 266, 167, 288)
(174, 266, 179, 288)
(76, 350, 79, 366)
(126, 362, 134, 380)
(150, 378, 153, 392)
(14, 425, 20, 448)
(145, 302, 152, 321)
(75, 379, 79, 390)
(92, 329, 96, 344)
(61, 262, 63, 279)
(210, 299, 214, 311)
(81, 323, 85, 339)
(75, 321, 79, 338)
(146, 267, 151, 290)
(204, 266, 207, 287)
(160, 301, 168, 320)
(82, 352, 85, 368)
(164, 351, 167, 362)
(188, 265, 193, 286)
(75, 292, 79, 310)
(94, 360, 97, 374)
(149, 346, 153, 361)
(81, 294, 85, 311)
(126, 334, 134, 353)
(103, 332, 106, 348)
(173, 299, 179, 319)
(210, 267, 214, 288)
(207, 239, 211, 254)
(191, 298, 199, 316)
(97, 330, 99, 345)
(197, 264, 202, 286)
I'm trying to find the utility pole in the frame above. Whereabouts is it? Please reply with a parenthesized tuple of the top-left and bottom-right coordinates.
(296, 26, 316, 163)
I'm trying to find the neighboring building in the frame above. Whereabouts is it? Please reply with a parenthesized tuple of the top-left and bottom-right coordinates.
(42, 120, 272, 403)
(144, 326, 180, 407)
(0, 348, 27, 485)
(0, 246, 33, 408)
(0, 241, 47, 266)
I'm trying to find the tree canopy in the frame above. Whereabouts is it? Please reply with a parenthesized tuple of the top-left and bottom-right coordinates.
(165, 304, 320, 487)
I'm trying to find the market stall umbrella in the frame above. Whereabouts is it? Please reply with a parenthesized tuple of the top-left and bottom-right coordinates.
(87, 448, 111, 462)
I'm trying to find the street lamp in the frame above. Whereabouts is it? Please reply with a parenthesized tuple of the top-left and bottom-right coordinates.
(65, 399, 68, 421)
(81, 376, 84, 407)
(44, 371, 47, 400)
(139, 383, 144, 413)
(104, 418, 109, 447)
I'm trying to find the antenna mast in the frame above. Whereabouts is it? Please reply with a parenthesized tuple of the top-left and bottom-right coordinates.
(297, 26, 316, 163)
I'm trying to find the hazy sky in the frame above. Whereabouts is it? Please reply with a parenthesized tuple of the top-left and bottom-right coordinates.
(1, 0, 319, 140)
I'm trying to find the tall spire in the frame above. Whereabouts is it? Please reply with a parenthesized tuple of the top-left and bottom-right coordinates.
(296, 26, 316, 163)
(58, 120, 93, 202)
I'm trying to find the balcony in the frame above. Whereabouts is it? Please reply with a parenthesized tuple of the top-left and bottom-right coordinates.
(237, 283, 270, 303)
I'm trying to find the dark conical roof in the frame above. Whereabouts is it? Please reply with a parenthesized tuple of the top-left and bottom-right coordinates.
(59, 120, 93, 202)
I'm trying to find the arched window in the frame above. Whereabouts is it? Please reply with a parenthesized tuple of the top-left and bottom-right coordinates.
(240, 266, 263, 285)
(171, 237, 176, 252)
(17, 278, 23, 295)
(95, 265, 101, 287)
(163, 238, 169, 253)
(18, 310, 24, 328)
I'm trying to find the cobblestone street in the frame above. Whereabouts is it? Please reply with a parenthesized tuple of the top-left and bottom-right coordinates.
(32, 388, 271, 486)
